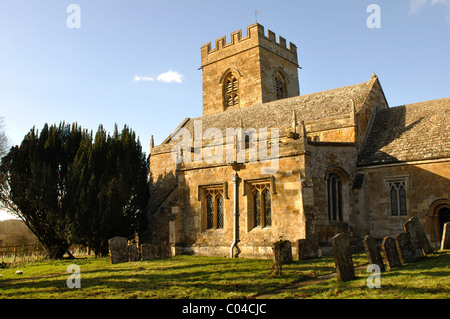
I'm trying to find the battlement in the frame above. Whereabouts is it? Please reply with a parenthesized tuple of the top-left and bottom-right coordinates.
(200, 23, 298, 67)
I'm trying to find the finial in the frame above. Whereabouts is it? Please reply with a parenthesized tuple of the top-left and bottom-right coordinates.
(292, 111, 297, 133)
(301, 120, 307, 138)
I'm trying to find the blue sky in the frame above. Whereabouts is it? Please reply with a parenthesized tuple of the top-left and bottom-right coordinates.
(0, 1, 449, 219)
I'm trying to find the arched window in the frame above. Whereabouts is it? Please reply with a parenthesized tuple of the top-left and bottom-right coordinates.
(224, 73, 239, 109)
(252, 182, 272, 228)
(274, 71, 287, 100)
(205, 188, 224, 230)
(389, 181, 407, 216)
(327, 173, 343, 221)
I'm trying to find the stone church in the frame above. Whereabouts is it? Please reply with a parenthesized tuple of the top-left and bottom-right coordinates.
(141, 23, 450, 258)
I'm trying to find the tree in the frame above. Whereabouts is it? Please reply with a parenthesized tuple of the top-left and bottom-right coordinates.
(66, 125, 149, 256)
(0, 117, 9, 158)
(0, 123, 87, 258)
(0, 122, 149, 258)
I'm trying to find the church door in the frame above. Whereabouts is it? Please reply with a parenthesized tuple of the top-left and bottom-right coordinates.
(438, 207, 450, 240)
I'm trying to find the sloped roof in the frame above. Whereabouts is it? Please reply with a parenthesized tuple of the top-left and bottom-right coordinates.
(357, 97, 450, 166)
(164, 75, 379, 143)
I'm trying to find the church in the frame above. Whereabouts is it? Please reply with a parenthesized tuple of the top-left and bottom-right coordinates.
(140, 23, 450, 258)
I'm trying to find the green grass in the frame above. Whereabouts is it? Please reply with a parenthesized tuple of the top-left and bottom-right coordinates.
(0, 251, 448, 299)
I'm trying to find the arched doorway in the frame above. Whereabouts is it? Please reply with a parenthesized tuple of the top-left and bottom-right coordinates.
(429, 199, 450, 246)
(438, 207, 450, 239)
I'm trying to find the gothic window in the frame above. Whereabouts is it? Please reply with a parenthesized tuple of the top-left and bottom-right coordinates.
(205, 187, 225, 230)
(274, 72, 287, 100)
(327, 173, 343, 221)
(251, 182, 272, 228)
(389, 181, 407, 216)
(224, 73, 239, 109)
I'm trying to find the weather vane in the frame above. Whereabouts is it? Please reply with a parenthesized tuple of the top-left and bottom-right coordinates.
(255, 10, 260, 23)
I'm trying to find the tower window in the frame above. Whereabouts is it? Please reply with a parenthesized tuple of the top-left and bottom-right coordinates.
(275, 72, 287, 100)
(224, 74, 239, 109)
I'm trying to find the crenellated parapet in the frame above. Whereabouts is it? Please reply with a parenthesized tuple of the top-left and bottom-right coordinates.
(200, 23, 298, 68)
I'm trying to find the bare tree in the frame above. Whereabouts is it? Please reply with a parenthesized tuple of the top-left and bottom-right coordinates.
(0, 117, 9, 158)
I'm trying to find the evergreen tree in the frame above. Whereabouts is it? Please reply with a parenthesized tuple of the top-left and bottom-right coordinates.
(0, 122, 149, 258)
(67, 124, 149, 256)
(0, 123, 88, 259)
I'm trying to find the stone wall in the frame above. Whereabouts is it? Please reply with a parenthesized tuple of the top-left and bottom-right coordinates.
(357, 160, 450, 248)
(201, 23, 298, 116)
(304, 142, 358, 242)
(176, 154, 306, 258)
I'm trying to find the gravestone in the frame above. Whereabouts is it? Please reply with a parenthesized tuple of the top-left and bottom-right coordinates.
(403, 216, 433, 257)
(272, 240, 292, 270)
(331, 233, 355, 282)
(395, 232, 416, 264)
(381, 237, 402, 269)
(140, 243, 159, 260)
(140, 244, 171, 260)
(297, 238, 319, 260)
(441, 222, 450, 250)
(128, 244, 140, 261)
(108, 237, 128, 264)
(363, 235, 385, 272)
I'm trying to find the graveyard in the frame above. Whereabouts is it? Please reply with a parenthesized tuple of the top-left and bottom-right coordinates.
(0, 226, 449, 299)
(0, 250, 448, 299)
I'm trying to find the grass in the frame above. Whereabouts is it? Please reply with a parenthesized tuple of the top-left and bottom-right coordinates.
(0, 250, 448, 299)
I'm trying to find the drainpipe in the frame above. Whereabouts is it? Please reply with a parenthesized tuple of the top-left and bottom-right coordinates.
(230, 171, 240, 258)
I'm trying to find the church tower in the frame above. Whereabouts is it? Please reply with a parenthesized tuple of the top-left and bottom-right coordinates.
(200, 23, 300, 116)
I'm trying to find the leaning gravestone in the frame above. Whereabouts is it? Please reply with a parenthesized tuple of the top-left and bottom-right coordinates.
(128, 244, 140, 262)
(395, 232, 415, 264)
(381, 237, 402, 269)
(441, 222, 450, 250)
(297, 238, 319, 260)
(403, 216, 433, 257)
(108, 236, 128, 264)
(363, 235, 385, 272)
(332, 233, 355, 282)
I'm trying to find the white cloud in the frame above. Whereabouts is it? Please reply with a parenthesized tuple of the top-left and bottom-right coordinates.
(133, 75, 155, 82)
(157, 70, 183, 84)
(133, 70, 184, 84)
(409, 0, 450, 23)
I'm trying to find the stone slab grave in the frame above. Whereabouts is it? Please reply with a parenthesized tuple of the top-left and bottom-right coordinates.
(128, 244, 140, 262)
(395, 232, 416, 264)
(332, 233, 355, 282)
(403, 216, 433, 258)
(297, 238, 319, 260)
(441, 222, 450, 250)
(140, 243, 172, 260)
(363, 235, 385, 272)
(381, 237, 402, 269)
(108, 236, 129, 264)
(272, 240, 293, 273)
